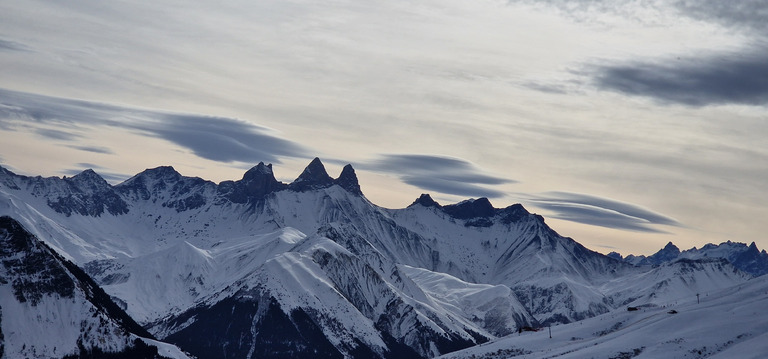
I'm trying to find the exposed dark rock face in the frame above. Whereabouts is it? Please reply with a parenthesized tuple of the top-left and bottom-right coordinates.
(0, 216, 173, 358)
(0, 216, 75, 305)
(335, 164, 363, 195)
(289, 157, 335, 192)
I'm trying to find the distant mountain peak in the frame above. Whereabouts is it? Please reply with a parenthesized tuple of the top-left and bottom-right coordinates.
(69, 168, 111, 191)
(663, 241, 679, 252)
(121, 166, 183, 186)
(243, 162, 272, 176)
(73, 168, 99, 177)
(296, 157, 330, 179)
(409, 194, 441, 208)
(242, 162, 275, 179)
(290, 157, 335, 191)
(237, 162, 285, 198)
(334, 164, 362, 195)
(647, 241, 680, 264)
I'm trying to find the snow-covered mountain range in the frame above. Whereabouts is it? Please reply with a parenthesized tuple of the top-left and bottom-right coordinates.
(0, 158, 764, 358)
(611, 241, 768, 277)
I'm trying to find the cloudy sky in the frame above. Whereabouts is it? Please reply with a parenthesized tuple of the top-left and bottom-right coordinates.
(1, 0, 766, 255)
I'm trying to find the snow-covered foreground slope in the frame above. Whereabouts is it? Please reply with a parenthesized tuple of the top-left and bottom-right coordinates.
(0, 159, 760, 358)
(440, 274, 768, 359)
(0, 216, 189, 359)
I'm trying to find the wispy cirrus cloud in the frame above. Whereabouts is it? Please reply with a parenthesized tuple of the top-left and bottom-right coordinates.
(64, 145, 114, 154)
(527, 191, 681, 233)
(0, 38, 30, 52)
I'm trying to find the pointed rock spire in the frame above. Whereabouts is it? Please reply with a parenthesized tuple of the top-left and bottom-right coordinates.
(335, 164, 362, 195)
(290, 157, 334, 191)
(295, 157, 332, 183)
(663, 241, 680, 252)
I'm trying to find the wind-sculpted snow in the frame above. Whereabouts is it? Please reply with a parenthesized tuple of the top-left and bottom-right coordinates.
(0, 159, 760, 358)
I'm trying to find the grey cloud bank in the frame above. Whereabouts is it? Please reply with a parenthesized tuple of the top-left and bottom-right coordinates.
(0, 88, 310, 165)
(591, 47, 768, 106)
(528, 192, 681, 233)
(363, 154, 515, 199)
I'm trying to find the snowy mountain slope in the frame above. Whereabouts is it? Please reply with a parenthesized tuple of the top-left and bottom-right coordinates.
(439, 273, 768, 359)
(0, 216, 189, 359)
(0, 159, 757, 358)
(400, 265, 535, 336)
(391, 196, 638, 324)
(151, 230, 492, 359)
(602, 258, 751, 308)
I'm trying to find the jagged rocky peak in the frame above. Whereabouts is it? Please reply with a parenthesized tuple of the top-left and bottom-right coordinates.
(71, 168, 104, 182)
(0, 215, 76, 305)
(0, 165, 21, 190)
(442, 197, 496, 219)
(409, 193, 441, 208)
(660, 241, 681, 255)
(116, 166, 185, 200)
(67, 168, 111, 192)
(236, 162, 286, 198)
(292, 157, 333, 185)
(335, 164, 362, 195)
(647, 241, 681, 265)
(243, 162, 274, 177)
(497, 203, 531, 223)
(117, 166, 182, 191)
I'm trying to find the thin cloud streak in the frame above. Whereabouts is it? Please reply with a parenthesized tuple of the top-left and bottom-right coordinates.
(65, 145, 114, 154)
(0, 38, 30, 52)
(0, 88, 310, 165)
(362, 154, 515, 199)
(528, 191, 680, 233)
(590, 46, 768, 106)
